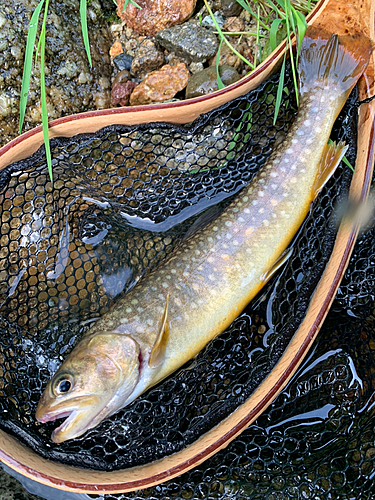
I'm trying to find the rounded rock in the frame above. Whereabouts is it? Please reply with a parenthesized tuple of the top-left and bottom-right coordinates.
(129, 63, 189, 105)
(156, 22, 219, 63)
(117, 0, 196, 36)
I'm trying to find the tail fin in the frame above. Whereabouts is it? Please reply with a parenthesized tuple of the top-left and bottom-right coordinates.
(298, 26, 373, 97)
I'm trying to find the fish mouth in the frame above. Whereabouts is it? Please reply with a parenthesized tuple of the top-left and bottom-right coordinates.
(36, 397, 102, 443)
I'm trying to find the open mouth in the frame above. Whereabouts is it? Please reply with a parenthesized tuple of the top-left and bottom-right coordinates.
(37, 411, 73, 424)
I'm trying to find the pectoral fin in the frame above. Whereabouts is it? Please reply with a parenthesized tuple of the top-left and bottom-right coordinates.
(312, 141, 349, 199)
(149, 295, 169, 368)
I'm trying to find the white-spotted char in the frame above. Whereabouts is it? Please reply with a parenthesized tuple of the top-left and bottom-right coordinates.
(36, 27, 373, 442)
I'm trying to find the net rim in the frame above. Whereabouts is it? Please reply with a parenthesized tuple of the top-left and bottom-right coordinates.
(0, 0, 374, 491)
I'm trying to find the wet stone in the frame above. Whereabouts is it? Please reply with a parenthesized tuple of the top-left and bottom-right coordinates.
(221, 0, 243, 16)
(189, 61, 204, 74)
(117, 0, 196, 36)
(130, 63, 190, 105)
(0, 0, 112, 147)
(111, 81, 137, 106)
(113, 52, 134, 71)
(185, 64, 241, 98)
(201, 11, 226, 29)
(109, 41, 123, 58)
(156, 22, 219, 63)
(130, 39, 165, 77)
(223, 16, 245, 33)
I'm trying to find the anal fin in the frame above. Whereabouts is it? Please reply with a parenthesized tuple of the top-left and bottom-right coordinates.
(261, 248, 293, 285)
(313, 141, 349, 199)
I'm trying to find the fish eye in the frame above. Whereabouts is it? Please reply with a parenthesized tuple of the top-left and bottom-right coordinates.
(53, 375, 74, 396)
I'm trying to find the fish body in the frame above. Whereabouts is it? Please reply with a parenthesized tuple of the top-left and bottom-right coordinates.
(36, 27, 372, 442)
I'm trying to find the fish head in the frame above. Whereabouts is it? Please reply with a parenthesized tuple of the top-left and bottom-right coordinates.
(36, 332, 141, 443)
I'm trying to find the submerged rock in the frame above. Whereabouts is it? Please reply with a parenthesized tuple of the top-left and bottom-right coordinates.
(129, 63, 189, 105)
(0, 0, 112, 147)
(117, 0, 196, 36)
(185, 64, 240, 98)
(156, 22, 219, 62)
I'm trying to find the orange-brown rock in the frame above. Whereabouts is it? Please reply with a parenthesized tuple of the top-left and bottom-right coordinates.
(109, 41, 123, 58)
(117, 0, 196, 36)
(129, 63, 189, 105)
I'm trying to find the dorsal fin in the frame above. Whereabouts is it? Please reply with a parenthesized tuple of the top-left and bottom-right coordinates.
(149, 295, 169, 368)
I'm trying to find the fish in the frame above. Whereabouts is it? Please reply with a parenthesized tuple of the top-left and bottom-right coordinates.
(36, 26, 372, 443)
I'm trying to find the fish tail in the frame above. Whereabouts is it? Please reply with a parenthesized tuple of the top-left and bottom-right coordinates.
(298, 26, 373, 98)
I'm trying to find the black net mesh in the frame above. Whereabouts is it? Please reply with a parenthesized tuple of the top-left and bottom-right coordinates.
(0, 62, 369, 493)
(90, 171, 375, 500)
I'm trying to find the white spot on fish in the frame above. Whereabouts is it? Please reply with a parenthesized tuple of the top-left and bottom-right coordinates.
(270, 172, 278, 178)
(252, 200, 258, 205)
(270, 199, 278, 206)
(243, 196, 249, 202)
(290, 177, 297, 184)
(225, 221, 232, 227)
(292, 139, 297, 144)
(258, 191, 264, 197)
(304, 120, 311, 127)
(131, 299, 138, 305)
(286, 148, 293, 154)
(208, 274, 215, 281)
(259, 208, 265, 214)
(263, 220, 270, 226)
(271, 184, 277, 190)
(296, 130, 305, 136)
(162, 282, 168, 288)
(244, 208, 250, 214)
(233, 240, 239, 246)
(312, 107, 319, 113)
(213, 226, 218, 231)
(126, 307, 132, 313)
(174, 297, 182, 307)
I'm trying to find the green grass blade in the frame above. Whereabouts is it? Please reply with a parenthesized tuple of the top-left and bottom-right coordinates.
(80, 0, 92, 67)
(122, 0, 142, 12)
(234, 0, 271, 31)
(216, 39, 225, 90)
(40, 0, 53, 182)
(19, 0, 45, 134)
(270, 18, 284, 51)
(273, 53, 286, 124)
(204, 0, 254, 70)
